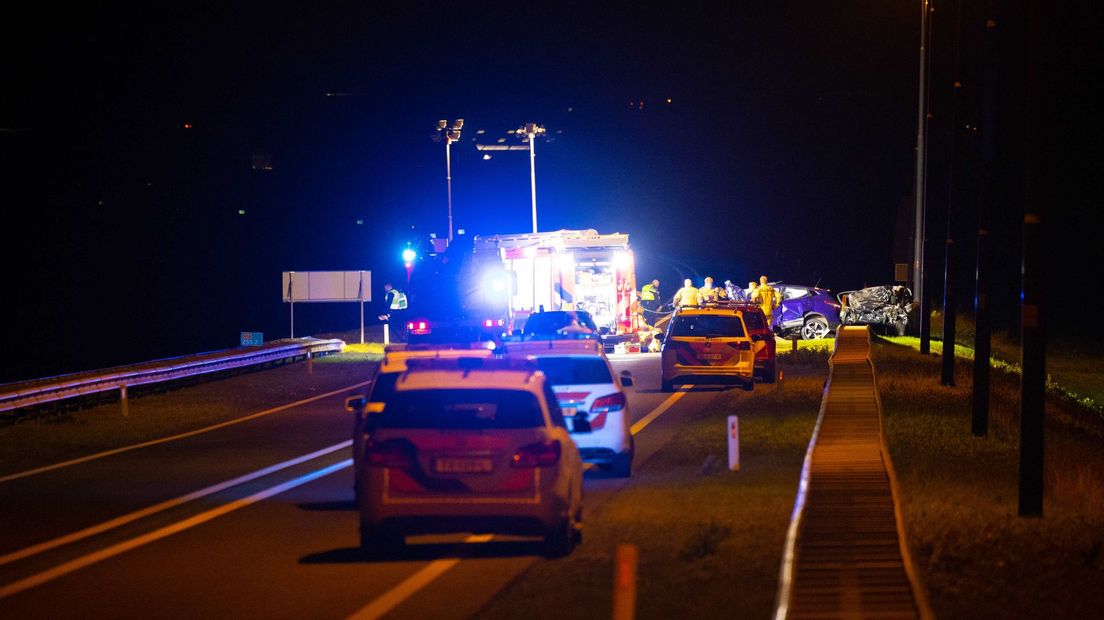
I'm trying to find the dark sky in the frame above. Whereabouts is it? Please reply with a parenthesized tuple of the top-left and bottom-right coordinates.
(2, 2, 1101, 382)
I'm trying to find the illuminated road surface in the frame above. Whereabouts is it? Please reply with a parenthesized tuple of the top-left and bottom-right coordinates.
(0, 353, 726, 619)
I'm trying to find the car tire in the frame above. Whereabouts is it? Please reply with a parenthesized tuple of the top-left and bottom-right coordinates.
(894, 319, 907, 336)
(742, 380, 754, 392)
(661, 379, 674, 392)
(610, 451, 633, 478)
(545, 517, 577, 558)
(801, 316, 830, 340)
(762, 359, 777, 384)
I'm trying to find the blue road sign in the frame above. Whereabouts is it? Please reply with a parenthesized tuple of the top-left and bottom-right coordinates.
(241, 332, 263, 346)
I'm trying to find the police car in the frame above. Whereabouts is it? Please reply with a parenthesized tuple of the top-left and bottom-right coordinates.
(503, 337, 635, 477)
(348, 356, 584, 557)
(659, 303, 760, 392)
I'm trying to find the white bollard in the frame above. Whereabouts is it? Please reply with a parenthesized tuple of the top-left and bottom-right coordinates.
(728, 415, 740, 472)
(383, 323, 390, 345)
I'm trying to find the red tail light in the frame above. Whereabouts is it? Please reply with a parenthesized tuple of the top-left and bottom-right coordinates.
(406, 320, 431, 335)
(511, 440, 561, 467)
(590, 392, 625, 414)
(366, 440, 414, 468)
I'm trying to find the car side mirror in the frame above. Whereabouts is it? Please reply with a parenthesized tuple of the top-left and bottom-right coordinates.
(344, 394, 367, 413)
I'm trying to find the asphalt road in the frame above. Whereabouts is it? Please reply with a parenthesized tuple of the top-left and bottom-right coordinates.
(0, 353, 726, 619)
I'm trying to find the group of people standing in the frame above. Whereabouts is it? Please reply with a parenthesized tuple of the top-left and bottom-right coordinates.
(638, 275, 781, 326)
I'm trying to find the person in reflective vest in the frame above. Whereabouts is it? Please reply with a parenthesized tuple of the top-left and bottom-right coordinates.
(385, 283, 408, 310)
(379, 283, 408, 339)
(672, 279, 700, 308)
(753, 275, 780, 329)
(699, 276, 720, 302)
(641, 279, 660, 314)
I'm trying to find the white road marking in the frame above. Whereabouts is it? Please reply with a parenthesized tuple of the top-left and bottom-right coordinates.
(0, 379, 374, 484)
(346, 388, 689, 619)
(0, 441, 352, 568)
(346, 534, 494, 620)
(0, 459, 352, 600)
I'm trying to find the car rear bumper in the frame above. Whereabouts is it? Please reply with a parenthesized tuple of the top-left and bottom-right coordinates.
(663, 364, 753, 381)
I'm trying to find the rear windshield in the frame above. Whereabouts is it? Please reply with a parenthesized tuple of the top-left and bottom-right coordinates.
(379, 389, 544, 429)
(670, 315, 745, 338)
(368, 372, 399, 402)
(741, 311, 766, 331)
(535, 357, 612, 385)
(523, 312, 598, 334)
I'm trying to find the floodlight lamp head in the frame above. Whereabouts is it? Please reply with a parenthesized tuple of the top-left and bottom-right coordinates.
(453, 119, 464, 129)
(437, 120, 448, 130)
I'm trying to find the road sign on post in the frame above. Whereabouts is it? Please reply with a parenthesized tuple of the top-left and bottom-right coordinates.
(240, 332, 264, 346)
(282, 271, 372, 341)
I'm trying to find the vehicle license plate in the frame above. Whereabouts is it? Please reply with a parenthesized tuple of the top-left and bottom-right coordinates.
(434, 458, 493, 474)
(696, 353, 722, 360)
(561, 407, 578, 417)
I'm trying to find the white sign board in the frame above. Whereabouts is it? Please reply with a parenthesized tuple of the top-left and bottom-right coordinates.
(282, 271, 371, 303)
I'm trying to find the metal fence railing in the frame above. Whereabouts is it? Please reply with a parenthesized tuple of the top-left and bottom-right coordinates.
(0, 338, 345, 414)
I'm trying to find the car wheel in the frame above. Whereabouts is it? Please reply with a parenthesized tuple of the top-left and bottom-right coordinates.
(545, 517, 578, 558)
(894, 319, 907, 336)
(742, 380, 754, 392)
(610, 451, 632, 478)
(661, 379, 674, 392)
(762, 359, 777, 384)
(801, 316, 830, 340)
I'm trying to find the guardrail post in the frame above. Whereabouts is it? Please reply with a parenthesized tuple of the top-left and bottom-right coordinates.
(613, 543, 638, 620)
(120, 385, 129, 417)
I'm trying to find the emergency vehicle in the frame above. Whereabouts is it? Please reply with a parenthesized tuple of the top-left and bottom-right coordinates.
(466, 230, 642, 348)
(659, 302, 761, 392)
(350, 356, 584, 557)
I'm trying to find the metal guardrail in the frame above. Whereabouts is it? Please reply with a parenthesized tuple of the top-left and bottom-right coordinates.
(0, 338, 345, 414)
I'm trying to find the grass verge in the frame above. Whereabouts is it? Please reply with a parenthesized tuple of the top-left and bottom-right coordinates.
(874, 338, 1104, 619)
(476, 351, 828, 620)
(0, 351, 379, 476)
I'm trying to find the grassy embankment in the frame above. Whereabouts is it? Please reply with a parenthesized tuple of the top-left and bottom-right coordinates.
(478, 343, 831, 620)
(873, 337, 1104, 619)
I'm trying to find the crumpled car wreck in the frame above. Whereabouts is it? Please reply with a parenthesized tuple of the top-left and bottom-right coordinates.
(838, 285, 915, 335)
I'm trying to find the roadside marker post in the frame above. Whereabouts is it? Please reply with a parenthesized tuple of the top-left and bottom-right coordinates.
(383, 323, 390, 345)
(120, 385, 129, 417)
(613, 543, 638, 620)
(728, 415, 740, 472)
(307, 350, 314, 374)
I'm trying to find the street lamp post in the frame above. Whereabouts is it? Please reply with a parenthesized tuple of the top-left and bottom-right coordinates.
(914, 0, 931, 349)
(433, 119, 463, 242)
(517, 122, 546, 234)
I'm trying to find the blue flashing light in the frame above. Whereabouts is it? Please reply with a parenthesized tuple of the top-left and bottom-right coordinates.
(401, 248, 417, 263)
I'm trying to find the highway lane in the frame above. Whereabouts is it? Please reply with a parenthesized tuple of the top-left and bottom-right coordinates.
(0, 353, 729, 618)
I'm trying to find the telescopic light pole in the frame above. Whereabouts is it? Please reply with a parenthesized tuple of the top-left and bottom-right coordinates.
(434, 119, 464, 243)
(517, 122, 546, 234)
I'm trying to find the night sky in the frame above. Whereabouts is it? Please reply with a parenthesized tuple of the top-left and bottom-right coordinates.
(2, 2, 1101, 383)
